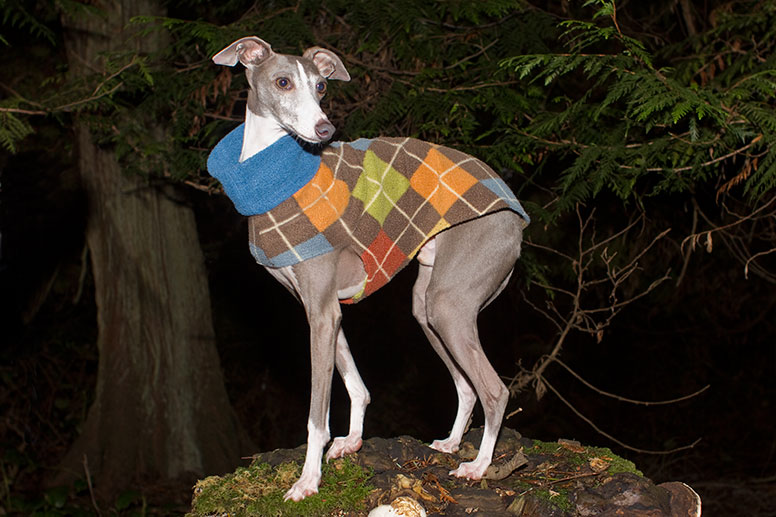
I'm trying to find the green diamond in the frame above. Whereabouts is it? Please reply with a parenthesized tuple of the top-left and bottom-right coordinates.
(352, 150, 410, 225)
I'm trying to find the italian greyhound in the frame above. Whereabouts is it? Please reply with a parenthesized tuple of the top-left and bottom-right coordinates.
(212, 37, 525, 502)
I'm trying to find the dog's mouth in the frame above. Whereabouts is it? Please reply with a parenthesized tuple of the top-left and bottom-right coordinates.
(283, 118, 335, 145)
(290, 133, 329, 154)
(284, 122, 335, 150)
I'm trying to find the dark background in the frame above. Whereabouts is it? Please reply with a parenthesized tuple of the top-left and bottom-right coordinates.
(1, 0, 775, 515)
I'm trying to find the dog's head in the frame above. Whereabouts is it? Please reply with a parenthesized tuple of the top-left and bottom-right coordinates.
(213, 37, 350, 143)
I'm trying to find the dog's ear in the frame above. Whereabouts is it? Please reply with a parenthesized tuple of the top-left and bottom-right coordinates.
(213, 37, 273, 67)
(302, 47, 351, 81)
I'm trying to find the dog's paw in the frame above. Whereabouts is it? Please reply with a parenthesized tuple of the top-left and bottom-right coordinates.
(450, 458, 489, 480)
(283, 473, 320, 502)
(326, 433, 363, 460)
(429, 437, 460, 454)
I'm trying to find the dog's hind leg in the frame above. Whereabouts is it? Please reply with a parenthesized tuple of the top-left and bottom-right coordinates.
(413, 262, 477, 454)
(422, 210, 523, 479)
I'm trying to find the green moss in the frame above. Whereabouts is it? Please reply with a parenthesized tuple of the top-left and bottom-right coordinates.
(529, 439, 642, 476)
(582, 445, 642, 476)
(506, 439, 643, 513)
(188, 457, 373, 517)
(533, 487, 575, 513)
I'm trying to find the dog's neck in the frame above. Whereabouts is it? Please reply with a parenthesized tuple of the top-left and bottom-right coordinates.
(240, 106, 289, 162)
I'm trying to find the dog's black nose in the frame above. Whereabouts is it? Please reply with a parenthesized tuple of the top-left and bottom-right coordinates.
(315, 120, 335, 141)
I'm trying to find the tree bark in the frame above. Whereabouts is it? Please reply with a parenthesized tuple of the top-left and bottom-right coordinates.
(56, 0, 251, 498)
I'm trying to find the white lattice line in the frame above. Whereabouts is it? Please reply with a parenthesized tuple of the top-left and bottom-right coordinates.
(265, 210, 304, 262)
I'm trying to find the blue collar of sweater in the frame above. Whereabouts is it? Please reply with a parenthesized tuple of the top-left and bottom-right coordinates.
(207, 124, 322, 216)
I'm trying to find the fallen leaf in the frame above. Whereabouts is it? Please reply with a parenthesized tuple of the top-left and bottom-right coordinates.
(558, 439, 585, 453)
(589, 457, 610, 473)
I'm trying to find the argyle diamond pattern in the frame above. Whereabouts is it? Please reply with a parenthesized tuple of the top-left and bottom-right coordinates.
(352, 150, 411, 225)
(246, 137, 529, 303)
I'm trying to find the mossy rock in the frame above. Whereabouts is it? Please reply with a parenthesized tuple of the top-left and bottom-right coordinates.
(187, 429, 699, 516)
(188, 457, 373, 517)
(505, 438, 643, 514)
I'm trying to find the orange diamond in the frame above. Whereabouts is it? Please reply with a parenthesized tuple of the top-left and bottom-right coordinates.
(293, 163, 350, 231)
(410, 148, 478, 215)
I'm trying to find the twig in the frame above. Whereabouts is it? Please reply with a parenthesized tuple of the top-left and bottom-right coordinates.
(0, 106, 48, 115)
(610, 0, 623, 36)
(444, 39, 498, 70)
(0, 57, 139, 116)
(83, 454, 102, 516)
(548, 469, 603, 485)
(511, 206, 700, 457)
(745, 247, 776, 279)
(554, 358, 710, 406)
(620, 134, 764, 173)
(676, 202, 698, 286)
(541, 376, 702, 455)
(681, 195, 776, 282)
(513, 210, 669, 395)
(73, 244, 89, 305)
(420, 80, 522, 93)
(505, 407, 523, 420)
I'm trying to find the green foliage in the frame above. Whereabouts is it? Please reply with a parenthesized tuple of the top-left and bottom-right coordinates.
(502, 0, 776, 210)
(0, 110, 33, 152)
(3, 0, 773, 210)
(0, 0, 57, 44)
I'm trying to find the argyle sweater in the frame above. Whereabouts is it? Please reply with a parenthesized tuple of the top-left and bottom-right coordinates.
(208, 124, 529, 303)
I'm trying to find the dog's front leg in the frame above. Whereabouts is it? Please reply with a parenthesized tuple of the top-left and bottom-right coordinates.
(283, 254, 342, 502)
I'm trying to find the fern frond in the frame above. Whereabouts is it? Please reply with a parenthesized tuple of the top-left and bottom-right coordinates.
(0, 111, 34, 153)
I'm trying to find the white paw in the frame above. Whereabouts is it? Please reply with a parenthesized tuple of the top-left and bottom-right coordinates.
(450, 458, 489, 480)
(326, 434, 363, 460)
(283, 473, 320, 502)
(429, 437, 460, 454)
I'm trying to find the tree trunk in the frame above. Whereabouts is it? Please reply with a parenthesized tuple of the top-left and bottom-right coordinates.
(56, 0, 251, 499)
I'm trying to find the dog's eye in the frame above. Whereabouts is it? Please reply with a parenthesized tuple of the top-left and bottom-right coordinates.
(316, 81, 327, 95)
(275, 77, 292, 90)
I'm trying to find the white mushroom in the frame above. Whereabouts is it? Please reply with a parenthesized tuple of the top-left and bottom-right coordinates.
(368, 496, 427, 517)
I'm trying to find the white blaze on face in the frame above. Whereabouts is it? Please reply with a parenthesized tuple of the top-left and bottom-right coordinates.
(280, 61, 328, 142)
(242, 54, 333, 152)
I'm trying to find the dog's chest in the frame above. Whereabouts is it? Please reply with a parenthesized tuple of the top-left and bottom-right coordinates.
(248, 137, 527, 302)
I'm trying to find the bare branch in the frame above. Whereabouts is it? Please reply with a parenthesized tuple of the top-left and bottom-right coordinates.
(554, 358, 710, 406)
(542, 376, 702, 455)
(510, 205, 697, 454)
(682, 195, 776, 282)
(745, 247, 776, 279)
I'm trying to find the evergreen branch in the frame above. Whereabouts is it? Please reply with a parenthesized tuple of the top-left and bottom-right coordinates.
(619, 134, 763, 172)
(0, 106, 47, 116)
(0, 57, 141, 117)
